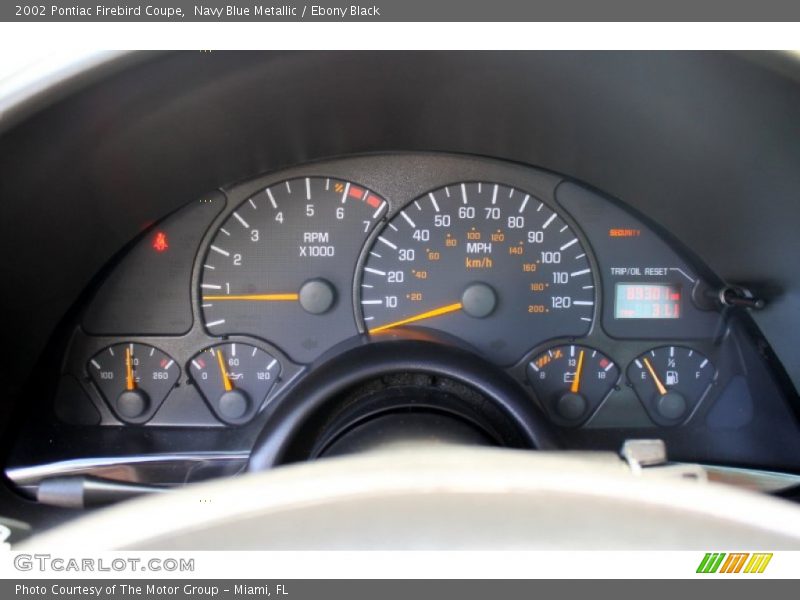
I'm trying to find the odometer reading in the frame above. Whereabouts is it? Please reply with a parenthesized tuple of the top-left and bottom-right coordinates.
(201, 177, 387, 363)
(614, 283, 681, 319)
(360, 182, 596, 364)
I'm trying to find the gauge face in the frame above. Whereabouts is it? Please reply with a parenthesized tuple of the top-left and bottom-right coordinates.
(88, 343, 179, 422)
(360, 182, 596, 364)
(200, 177, 388, 363)
(628, 346, 715, 425)
(189, 343, 280, 424)
(527, 344, 618, 424)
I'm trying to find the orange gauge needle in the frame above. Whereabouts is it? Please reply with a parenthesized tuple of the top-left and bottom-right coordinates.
(203, 293, 299, 301)
(570, 350, 585, 394)
(369, 302, 463, 334)
(643, 357, 668, 396)
(125, 346, 135, 391)
(216, 349, 233, 392)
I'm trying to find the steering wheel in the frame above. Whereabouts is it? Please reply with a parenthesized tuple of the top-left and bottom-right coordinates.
(21, 446, 800, 549)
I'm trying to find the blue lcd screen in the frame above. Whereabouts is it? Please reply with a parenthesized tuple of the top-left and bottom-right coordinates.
(614, 283, 681, 319)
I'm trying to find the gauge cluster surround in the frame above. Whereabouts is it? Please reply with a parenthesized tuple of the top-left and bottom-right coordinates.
(8, 153, 800, 490)
(56, 153, 778, 430)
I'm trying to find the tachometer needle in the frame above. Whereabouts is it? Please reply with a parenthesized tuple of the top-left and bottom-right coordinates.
(570, 350, 585, 394)
(643, 357, 668, 396)
(125, 346, 135, 391)
(203, 293, 299, 301)
(216, 349, 233, 392)
(369, 302, 463, 334)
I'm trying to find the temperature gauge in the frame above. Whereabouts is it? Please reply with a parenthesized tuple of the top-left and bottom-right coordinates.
(628, 346, 715, 425)
(189, 343, 280, 424)
(88, 343, 179, 422)
(527, 344, 619, 424)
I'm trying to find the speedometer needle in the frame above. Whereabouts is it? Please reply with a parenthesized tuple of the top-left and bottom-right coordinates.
(203, 293, 299, 301)
(369, 302, 463, 334)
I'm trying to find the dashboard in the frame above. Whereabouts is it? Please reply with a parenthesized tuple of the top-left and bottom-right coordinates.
(1, 52, 800, 532)
(6, 151, 800, 501)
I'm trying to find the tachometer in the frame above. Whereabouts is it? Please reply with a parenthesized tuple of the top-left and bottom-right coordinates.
(360, 182, 596, 364)
(201, 177, 388, 363)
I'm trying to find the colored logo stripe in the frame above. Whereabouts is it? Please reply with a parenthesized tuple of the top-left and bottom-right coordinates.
(744, 553, 773, 573)
(696, 553, 773, 574)
(720, 553, 749, 573)
(697, 553, 726, 573)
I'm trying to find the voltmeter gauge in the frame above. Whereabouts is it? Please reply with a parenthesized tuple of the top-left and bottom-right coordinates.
(88, 343, 179, 422)
(527, 344, 618, 424)
(627, 346, 715, 425)
(189, 343, 280, 424)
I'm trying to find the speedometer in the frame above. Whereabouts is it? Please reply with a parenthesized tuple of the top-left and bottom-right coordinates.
(201, 177, 387, 363)
(359, 182, 595, 364)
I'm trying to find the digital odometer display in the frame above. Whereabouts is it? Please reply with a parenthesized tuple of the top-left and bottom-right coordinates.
(614, 283, 681, 319)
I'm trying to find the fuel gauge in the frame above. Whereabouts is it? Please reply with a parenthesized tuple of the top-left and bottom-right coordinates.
(527, 344, 619, 425)
(189, 343, 280, 424)
(628, 346, 715, 425)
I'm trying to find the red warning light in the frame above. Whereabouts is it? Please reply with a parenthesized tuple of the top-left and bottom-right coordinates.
(152, 231, 169, 253)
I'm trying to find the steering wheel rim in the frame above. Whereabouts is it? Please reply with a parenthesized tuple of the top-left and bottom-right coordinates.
(21, 447, 800, 550)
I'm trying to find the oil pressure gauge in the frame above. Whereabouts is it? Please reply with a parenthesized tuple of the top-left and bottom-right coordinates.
(628, 346, 715, 425)
(189, 343, 280, 424)
(88, 343, 179, 423)
(527, 344, 619, 425)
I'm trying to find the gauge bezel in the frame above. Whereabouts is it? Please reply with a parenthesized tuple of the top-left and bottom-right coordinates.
(525, 344, 621, 428)
(354, 179, 598, 366)
(188, 342, 282, 425)
(86, 342, 180, 425)
(626, 345, 718, 427)
(197, 176, 389, 364)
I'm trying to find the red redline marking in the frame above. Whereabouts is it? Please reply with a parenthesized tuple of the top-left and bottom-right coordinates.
(348, 186, 364, 199)
(366, 195, 381, 208)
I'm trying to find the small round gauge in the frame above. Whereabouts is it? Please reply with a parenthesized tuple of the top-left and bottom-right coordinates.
(527, 344, 619, 424)
(200, 177, 388, 363)
(360, 182, 595, 364)
(88, 343, 179, 423)
(627, 346, 715, 425)
(189, 343, 281, 424)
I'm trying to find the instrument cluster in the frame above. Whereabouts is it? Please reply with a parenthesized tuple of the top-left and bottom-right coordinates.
(58, 153, 736, 431)
(13, 152, 797, 483)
